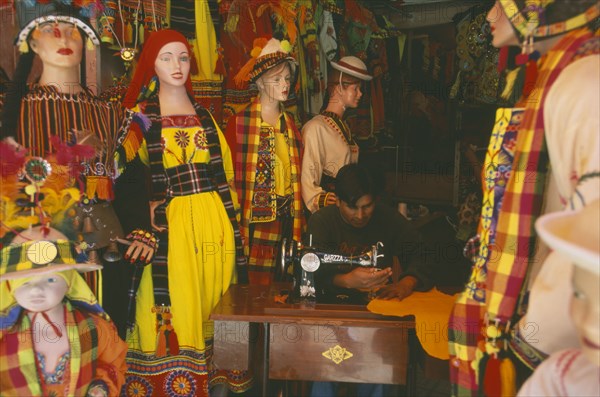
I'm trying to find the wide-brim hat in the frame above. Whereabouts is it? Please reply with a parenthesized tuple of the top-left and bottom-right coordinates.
(15, 0, 101, 48)
(499, 0, 600, 39)
(0, 226, 101, 282)
(535, 200, 600, 275)
(330, 56, 373, 81)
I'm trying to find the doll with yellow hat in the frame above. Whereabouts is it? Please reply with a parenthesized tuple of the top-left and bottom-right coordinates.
(0, 226, 127, 397)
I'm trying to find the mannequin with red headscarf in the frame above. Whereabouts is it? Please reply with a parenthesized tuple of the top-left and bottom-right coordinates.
(116, 29, 250, 396)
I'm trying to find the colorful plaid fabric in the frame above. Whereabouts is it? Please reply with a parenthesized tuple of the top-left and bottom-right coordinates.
(488, 29, 594, 322)
(230, 98, 304, 278)
(0, 302, 100, 397)
(449, 108, 522, 396)
(448, 29, 596, 396)
(165, 163, 218, 197)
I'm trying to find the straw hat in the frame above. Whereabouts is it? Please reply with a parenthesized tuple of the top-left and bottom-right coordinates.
(330, 56, 373, 81)
(535, 200, 600, 274)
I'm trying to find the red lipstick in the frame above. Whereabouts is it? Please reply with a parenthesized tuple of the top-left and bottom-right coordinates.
(57, 48, 73, 55)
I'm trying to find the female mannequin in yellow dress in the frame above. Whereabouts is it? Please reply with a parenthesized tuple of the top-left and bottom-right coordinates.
(117, 29, 250, 396)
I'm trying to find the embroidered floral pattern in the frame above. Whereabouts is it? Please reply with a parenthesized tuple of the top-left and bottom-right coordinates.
(174, 130, 190, 149)
(193, 130, 208, 150)
(165, 370, 196, 397)
(122, 375, 153, 397)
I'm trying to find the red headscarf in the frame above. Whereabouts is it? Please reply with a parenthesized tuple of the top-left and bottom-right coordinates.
(123, 29, 195, 109)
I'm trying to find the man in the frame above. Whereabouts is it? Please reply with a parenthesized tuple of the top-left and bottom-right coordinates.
(308, 163, 435, 301)
(306, 163, 436, 396)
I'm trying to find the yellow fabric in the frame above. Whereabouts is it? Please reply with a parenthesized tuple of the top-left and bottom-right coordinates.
(272, 122, 293, 197)
(191, 0, 220, 81)
(128, 122, 237, 352)
(367, 288, 458, 360)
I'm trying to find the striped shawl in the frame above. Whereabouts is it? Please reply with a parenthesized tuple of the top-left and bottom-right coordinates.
(230, 98, 304, 255)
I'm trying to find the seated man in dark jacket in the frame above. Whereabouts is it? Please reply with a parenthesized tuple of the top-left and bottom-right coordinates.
(307, 163, 436, 397)
(307, 163, 435, 303)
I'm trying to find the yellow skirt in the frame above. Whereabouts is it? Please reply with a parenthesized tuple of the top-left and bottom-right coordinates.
(127, 191, 236, 352)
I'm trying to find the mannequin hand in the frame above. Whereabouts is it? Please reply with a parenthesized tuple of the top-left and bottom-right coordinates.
(124, 240, 155, 264)
(325, 192, 337, 206)
(377, 276, 418, 300)
(149, 199, 167, 232)
(335, 267, 392, 290)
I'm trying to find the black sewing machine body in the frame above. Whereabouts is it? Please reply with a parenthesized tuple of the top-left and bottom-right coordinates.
(278, 238, 384, 303)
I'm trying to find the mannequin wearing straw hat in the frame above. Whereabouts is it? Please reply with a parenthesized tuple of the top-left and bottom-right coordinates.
(517, 201, 600, 396)
(301, 56, 372, 214)
(0, 227, 127, 397)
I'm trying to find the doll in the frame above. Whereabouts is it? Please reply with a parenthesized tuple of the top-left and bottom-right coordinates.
(0, 227, 127, 397)
(517, 200, 600, 396)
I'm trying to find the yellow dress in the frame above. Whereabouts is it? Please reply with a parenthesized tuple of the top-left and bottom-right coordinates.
(123, 111, 249, 396)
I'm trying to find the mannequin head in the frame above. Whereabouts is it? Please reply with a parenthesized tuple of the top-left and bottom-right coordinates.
(12, 272, 69, 313)
(123, 29, 194, 108)
(255, 62, 292, 104)
(326, 56, 372, 113)
(154, 41, 191, 90)
(536, 200, 600, 367)
(29, 21, 83, 74)
(487, 0, 599, 49)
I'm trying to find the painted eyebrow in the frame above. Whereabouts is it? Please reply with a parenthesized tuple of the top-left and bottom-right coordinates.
(158, 51, 190, 56)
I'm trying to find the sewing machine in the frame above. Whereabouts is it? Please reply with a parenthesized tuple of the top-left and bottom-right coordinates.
(277, 237, 384, 302)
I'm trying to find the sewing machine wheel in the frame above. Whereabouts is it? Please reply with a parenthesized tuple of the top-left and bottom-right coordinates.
(276, 238, 293, 281)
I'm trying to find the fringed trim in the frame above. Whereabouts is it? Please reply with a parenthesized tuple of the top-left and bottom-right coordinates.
(121, 121, 145, 162)
(85, 176, 114, 201)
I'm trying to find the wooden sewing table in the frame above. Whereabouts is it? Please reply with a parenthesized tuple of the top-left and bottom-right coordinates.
(210, 283, 416, 396)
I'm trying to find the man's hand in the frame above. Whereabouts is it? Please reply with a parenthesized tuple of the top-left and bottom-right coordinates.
(335, 267, 392, 290)
(377, 276, 418, 300)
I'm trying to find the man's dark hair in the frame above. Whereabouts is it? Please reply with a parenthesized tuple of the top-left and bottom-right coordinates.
(335, 164, 376, 206)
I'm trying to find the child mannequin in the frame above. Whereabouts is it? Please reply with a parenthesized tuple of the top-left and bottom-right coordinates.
(0, 227, 127, 397)
(517, 201, 600, 396)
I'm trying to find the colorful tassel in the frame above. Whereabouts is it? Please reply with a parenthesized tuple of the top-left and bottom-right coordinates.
(18, 40, 29, 54)
(501, 67, 520, 100)
(483, 355, 502, 397)
(86, 36, 95, 51)
(168, 328, 180, 355)
(500, 357, 516, 396)
(156, 328, 167, 357)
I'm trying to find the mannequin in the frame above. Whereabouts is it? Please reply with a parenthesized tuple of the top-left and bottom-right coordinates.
(117, 29, 250, 396)
(448, 1, 599, 394)
(0, 1, 155, 339)
(301, 56, 372, 214)
(518, 201, 600, 396)
(0, 227, 127, 397)
(226, 37, 304, 285)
